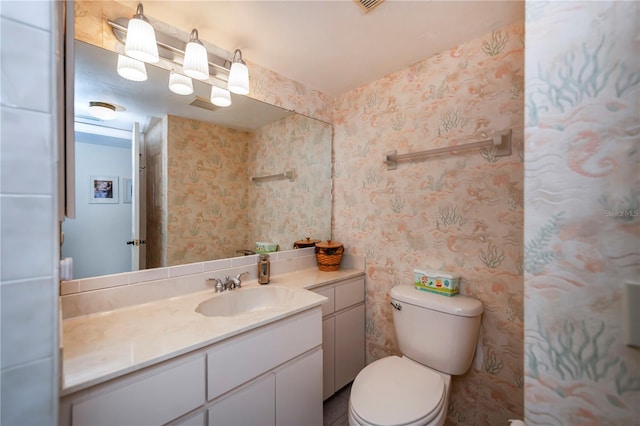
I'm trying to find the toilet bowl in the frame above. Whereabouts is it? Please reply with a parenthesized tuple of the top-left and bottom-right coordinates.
(348, 356, 450, 426)
(348, 284, 483, 426)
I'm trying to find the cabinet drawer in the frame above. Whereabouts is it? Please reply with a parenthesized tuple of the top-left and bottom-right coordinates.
(315, 287, 334, 316)
(335, 277, 365, 311)
(207, 308, 321, 401)
(72, 355, 205, 426)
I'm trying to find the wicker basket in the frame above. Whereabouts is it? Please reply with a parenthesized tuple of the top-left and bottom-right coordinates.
(315, 240, 344, 271)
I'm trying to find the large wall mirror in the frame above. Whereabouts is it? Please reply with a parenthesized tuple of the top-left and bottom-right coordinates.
(62, 40, 333, 280)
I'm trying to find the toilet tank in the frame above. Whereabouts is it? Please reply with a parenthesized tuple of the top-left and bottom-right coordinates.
(390, 284, 483, 375)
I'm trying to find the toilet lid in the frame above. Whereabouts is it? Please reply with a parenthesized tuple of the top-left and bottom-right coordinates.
(350, 356, 445, 426)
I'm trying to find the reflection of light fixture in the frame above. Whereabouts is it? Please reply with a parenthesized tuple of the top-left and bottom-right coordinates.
(227, 49, 249, 95)
(88, 101, 117, 120)
(124, 3, 159, 63)
(117, 54, 147, 81)
(210, 85, 232, 107)
(183, 29, 209, 81)
(169, 72, 193, 95)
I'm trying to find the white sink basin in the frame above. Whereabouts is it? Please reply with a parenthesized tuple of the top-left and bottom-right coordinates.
(195, 286, 298, 317)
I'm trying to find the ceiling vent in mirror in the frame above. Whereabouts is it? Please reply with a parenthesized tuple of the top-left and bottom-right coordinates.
(189, 96, 220, 112)
(353, 0, 385, 13)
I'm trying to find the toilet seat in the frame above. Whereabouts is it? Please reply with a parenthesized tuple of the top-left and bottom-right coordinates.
(349, 356, 446, 426)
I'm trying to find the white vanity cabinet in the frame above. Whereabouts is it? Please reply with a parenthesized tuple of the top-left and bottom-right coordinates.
(313, 276, 365, 400)
(60, 308, 322, 426)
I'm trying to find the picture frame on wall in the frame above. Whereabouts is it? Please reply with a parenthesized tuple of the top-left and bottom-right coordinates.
(89, 176, 119, 204)
(123, 177, 132, 204)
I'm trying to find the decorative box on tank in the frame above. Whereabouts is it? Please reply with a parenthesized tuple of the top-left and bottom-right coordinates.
(413, 270, 460, 296)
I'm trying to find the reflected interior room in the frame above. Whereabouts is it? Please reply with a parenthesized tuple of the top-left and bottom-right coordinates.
(1, 1, 638, 426)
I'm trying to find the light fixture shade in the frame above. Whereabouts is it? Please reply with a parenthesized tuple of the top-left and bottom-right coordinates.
(88, 101, 117, 120)
(168, 72, 193, 95)
(124, 4, 159, 63)
(117, 54, 147, 81)
(210, 85, 232, 107)
(183, 29, 209, 80)
(227, 49, 249, 95)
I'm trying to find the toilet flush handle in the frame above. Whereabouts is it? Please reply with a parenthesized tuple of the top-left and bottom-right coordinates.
(390, 301, 402, 311)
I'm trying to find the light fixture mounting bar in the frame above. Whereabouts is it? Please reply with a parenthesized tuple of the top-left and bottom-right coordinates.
(108, 18, 232, 81)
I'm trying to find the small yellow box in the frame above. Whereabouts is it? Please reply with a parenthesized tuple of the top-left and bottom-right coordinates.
(414, 270, 460, 296)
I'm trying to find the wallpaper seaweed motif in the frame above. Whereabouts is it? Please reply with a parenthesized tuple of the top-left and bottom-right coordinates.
(524, 2, 640, 424)
(332, 22, 525, 424)
(166, 116, 251, 264)
(248, 114, 333, 249)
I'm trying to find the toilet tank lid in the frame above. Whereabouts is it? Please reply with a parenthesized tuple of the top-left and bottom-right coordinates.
(391, 285, 484, 317)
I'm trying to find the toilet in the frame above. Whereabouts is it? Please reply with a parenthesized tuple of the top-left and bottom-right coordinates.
(348, 284, 484, 426)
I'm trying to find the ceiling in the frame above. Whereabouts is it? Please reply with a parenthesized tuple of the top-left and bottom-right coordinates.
(115, 0, 525, 97)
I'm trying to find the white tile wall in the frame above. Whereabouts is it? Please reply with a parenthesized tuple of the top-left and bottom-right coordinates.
(0, 2, 59, 425)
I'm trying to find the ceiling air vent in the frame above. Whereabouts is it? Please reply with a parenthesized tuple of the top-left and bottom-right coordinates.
(353, 0, 385, 13)
(189, 96, 219, 112)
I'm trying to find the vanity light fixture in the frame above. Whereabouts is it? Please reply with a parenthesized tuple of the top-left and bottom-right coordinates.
(124, 3, 159, 63)
(227, 49, 250, 95)
(210, 85, 232, 107)
(109, 10, 251, 106)
(183, 29, 209, 80)
(117, 54, 148, 82)
(88, 101, 117, 121)
(168, 72, 194, 95)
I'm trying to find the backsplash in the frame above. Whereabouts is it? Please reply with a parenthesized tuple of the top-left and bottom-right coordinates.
(60, 248, 364, 319)
(332, 22, 525, 424)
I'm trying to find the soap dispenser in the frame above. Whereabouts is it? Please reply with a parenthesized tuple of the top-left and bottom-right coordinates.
(258, 254, 270, 284)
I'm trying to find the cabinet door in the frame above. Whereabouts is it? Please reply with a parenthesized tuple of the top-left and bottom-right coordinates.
(335, 304, 365, 390)
(322, 316, 335, 400)
(209, 373, 275, 426)
(275, 349, 323, 426)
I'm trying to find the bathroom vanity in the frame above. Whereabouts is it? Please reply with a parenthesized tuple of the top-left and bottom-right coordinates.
(59, 264, 365, 426)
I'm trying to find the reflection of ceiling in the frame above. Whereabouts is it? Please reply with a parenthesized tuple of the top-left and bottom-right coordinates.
(74, 41, 294, 133)
(115, 0, 525, 96)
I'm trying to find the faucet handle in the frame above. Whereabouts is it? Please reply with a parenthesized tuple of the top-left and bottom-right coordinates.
(207, 277, 224, 293)
(233, 271, 250, 289)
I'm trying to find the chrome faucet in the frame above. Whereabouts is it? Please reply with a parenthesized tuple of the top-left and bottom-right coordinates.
(229, 271, 250, 289)
(208, 272, 249, 293)
(207, 277, 225, 293)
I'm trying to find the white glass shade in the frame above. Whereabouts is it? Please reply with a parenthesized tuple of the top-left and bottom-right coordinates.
(125, 17, 159, 63)
(117, 55, 147, 82)
(210, 85, 232, 107)
(88, 102, 116, 121)
(168, 72, 193, 95)
(183, 41, 209, 80)
(227, 61, 249, 95)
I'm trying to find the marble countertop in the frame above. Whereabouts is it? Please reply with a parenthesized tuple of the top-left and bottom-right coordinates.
(61, 268, 364, 395)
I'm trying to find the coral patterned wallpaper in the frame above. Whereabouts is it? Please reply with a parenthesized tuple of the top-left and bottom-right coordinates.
(524, 2, 640, 424)
(152, 114, 332, 265)
(332, 22, 525, 424)
(165, 116, 251, 264)
(248, 114, 333, 250)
